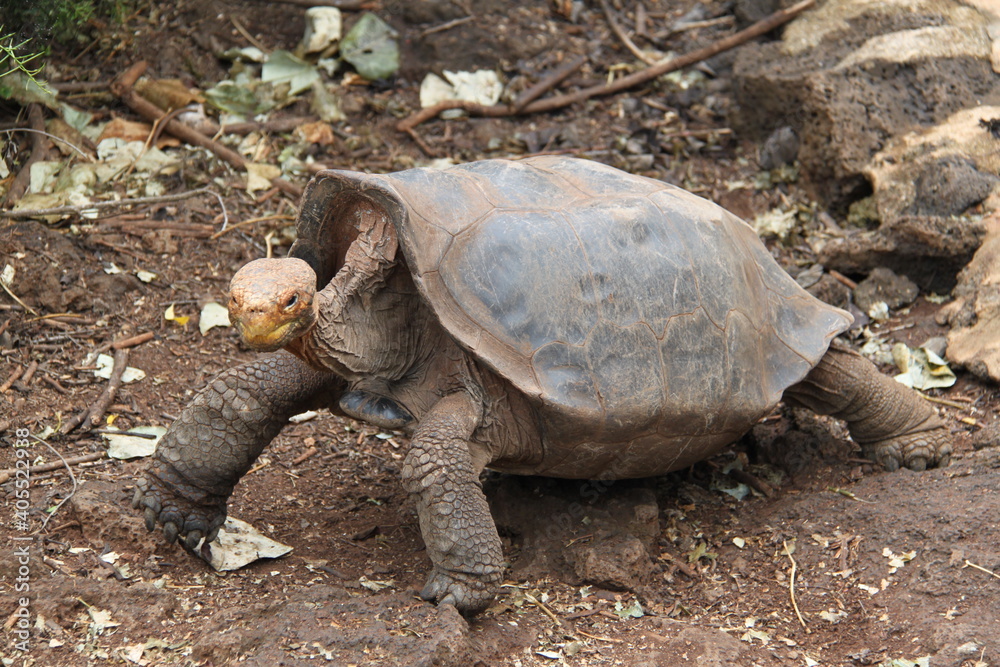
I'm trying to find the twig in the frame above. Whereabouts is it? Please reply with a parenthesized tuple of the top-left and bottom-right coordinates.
(0, 188, 216, 220)
(419, 16, 474, 38)
(826, 487, 875, 503)
(291, 446, 319, 466)
(229, 15, 268, 52)
(0, 364, 25, 393)
(34, 437, 79, 532)
(50, 80, 110, 93)
(210, 214, 295, 239)
(511, 55, 588, 112)
(668, 15, 735, 34)
(257, 0, 372, 8)
(523, 592, 569, 629)
(828, 269, 858, 290)
(0, 452, 107, 485)
(660, 549, 700, 578)
(93, 218, 216, 237)
(727, 467, 774, 497)
(919, 394, 967, 410)
(60, 348, 129, 435)
(599, 0, 659, 65)
(14, 359, 38, 390)
(963, 559, 1000, 580)
(397, 0, 815, 132)
(577, 629, 624, 643)
(112, 331, 155, 349)
(0, 279, 38, 315)
(110, 62, 303, 198)
(218, 116, 318, 136)
(783, 541, 809, 631)
(2, 103, 49, 207)
(0, 128, 92, 160)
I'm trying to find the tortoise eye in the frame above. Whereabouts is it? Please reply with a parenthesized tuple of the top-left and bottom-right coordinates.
(284, 294, 298, 310)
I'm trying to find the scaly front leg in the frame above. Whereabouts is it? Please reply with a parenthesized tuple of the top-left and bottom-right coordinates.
(401, 392, 504, 614)
(133, 352, 344, 549)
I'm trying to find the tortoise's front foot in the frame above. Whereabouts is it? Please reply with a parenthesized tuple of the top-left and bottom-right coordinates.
(861, 425, 952, 472)
(420, 565, 502, 614)
(132, 461, 229, 550)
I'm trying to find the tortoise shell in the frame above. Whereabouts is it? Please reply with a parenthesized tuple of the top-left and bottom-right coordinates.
(290, 157, 852, 473)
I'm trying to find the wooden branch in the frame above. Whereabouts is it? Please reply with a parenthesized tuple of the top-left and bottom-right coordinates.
(599, 0, 658, 65)
(398, 0, 815, 132)
(60, 348, 129, 435)
(110, 62, 303, 198)
(0, 188, 214, 220)
(512, 55, 588, 112)
(3, 104, 50, 207)
(259, 0, 374, 9)
(0, 452, 107, 485)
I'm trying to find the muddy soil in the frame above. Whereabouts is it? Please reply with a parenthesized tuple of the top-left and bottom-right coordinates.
(2, 1, 999, 665)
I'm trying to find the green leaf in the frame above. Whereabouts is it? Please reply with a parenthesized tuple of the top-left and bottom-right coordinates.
(261, 50, 320, 97)
(341, 13, 399, 80)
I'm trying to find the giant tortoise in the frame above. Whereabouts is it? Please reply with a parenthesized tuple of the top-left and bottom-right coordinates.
(133, 156, 951, 613)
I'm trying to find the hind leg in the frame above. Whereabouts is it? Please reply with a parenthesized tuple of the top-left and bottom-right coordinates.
(783, 342, 951, 471)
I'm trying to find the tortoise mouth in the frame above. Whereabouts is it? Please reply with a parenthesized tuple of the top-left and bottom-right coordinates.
(233, 317, 303, 351)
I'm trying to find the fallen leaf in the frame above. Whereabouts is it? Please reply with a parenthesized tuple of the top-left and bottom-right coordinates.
(164, 303, 190, 327)
(295, 121, 337, 146)
(892, 343, 956, 390)
(341, 13, 399, 80)
(199, 302, 231, 335)
(300, 6, 342, 54)
(419, 69, 503, 108)
(87, 607, 120, 636)
(261, 50, 320, 97)
(198, 517, 293, 571)
(102, 426, 166, 459)
(246, 162, 281, 194)
(613, 599, 644, 618)
(359, 575, 395, 591)
(94, 353, 146, 383)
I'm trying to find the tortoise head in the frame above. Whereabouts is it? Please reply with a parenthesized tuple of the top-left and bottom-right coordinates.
(228, 257, 318, 351)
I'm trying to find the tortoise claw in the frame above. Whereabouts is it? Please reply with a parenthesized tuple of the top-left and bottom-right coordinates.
(143, 507, 158, 532)
(184, 530, 204, 550)
(163, 521, 179, 544)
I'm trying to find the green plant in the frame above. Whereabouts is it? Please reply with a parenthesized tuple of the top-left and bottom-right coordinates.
(0, 33, 46, 85)
(0, 0, 132, 45)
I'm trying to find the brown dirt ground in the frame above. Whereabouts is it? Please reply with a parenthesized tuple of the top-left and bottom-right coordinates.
(2, 1, 999, 666)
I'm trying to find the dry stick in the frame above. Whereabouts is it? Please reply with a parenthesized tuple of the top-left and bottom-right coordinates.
(419, 15, 474, 38)
(783, 541, 810, 631)
(210, 214, 295, 240)
(291, 446, 319, 466)
(110, 62, 304, 199)
(2, 103, 49, 207)
(0, 364, 24, 393)
(0, 189, 215, 220)
(0, 452, 107, 485)
(60, 348, 129, 435)
(511, 55, 588, 112)
(112, 331, 155, 349)
(397, 0, 815, 133)
(34, 437, 80, 532)
(963, 559, 1000, 580)
(218, 116, 317, 136)
(599, 0, 659, 65)
(15, 359, 39, 389)
(260, 0, 372, 8)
